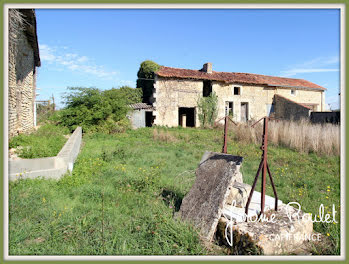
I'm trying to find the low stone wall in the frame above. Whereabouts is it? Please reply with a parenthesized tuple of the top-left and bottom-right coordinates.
(9, 127, 82, 181)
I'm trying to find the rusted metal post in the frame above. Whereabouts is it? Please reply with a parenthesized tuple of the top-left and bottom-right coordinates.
(244, 159, 263, 216)
(267, 163, 278, 211)
(260, 117, 268, 215)
(245, 116, 278, 218)
(222, 115, 228, 154)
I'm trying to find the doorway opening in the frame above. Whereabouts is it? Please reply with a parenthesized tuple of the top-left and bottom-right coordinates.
(178, 107, 195, 127)
(145, 111, 155, 127)
(241, 102, 249, 122)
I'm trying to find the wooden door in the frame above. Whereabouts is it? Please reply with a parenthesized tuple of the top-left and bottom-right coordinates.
(241, 103, 248, 122)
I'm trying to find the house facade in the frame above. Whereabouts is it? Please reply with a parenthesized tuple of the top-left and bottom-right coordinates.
(150, 63, 326, 127)
(8, 9, 41, 138)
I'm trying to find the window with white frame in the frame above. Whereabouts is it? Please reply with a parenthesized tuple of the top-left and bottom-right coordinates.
(290, 89, 296, 96)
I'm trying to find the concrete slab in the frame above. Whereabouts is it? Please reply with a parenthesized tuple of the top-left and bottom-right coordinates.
(178, 151, 243, 241)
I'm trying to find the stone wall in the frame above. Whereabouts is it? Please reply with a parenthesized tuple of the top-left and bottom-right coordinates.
(153, 77, 202, 127)
(214, 84, 324, 123)
(8, 11, 37, 138)
(153, 76, 324, 126)
(274, 95, 311, 120)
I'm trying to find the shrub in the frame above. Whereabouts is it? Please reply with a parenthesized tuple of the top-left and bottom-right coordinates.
(36, 102, 55, 124)
(54, 86, 141, 133)
(197, 92, 218, 128)
(92, 117, 131, 134)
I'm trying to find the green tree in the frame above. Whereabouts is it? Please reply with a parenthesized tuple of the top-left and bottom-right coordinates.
(58, 87, 112, 131)
(136, 60, 161, 103)
(197, 92, 218, 128)
(110, 86, 142, 105)
(54, 86, 141, 133)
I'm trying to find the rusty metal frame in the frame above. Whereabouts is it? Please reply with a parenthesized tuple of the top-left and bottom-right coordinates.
(215, 115, 238, 154)
(244, 116, 278, 217)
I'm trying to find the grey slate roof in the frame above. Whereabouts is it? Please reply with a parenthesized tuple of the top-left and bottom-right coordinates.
(129, 103, 154, 110)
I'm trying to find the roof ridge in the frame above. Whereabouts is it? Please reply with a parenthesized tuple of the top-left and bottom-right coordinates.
(159, 66, 312, 82)
(156, 65, 326, 90)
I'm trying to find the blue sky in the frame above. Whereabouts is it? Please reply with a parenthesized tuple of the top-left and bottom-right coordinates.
(35, 9, 340, 109)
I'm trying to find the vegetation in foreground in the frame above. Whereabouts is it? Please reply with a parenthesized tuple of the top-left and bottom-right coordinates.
(9, 126, 340, 255)
(9, 124, 69, 159)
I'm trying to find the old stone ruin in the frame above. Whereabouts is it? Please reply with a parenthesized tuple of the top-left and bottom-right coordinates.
(177, 151, 314, 255)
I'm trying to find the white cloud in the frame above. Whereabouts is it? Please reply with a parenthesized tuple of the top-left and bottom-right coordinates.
(281, 68, 339, 77)
(39, 44, 56, 62)
(39, 44, 119, 80)
(280, 56, 340, 77)
(77, 56, 88, 63)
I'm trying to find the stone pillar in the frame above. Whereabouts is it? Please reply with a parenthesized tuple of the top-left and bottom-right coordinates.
(182, 114, 186, 128)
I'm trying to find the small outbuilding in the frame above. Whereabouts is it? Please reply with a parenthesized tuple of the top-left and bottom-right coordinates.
(128, 103, 155, 129)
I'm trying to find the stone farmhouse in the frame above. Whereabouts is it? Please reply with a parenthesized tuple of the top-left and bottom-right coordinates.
(8, 9, 40, 138)
(143, 63, 326, 128)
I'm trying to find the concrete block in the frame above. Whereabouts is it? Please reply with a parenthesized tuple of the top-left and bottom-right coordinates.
(218, 204, 313, 255)
(178, 151, 243, 241)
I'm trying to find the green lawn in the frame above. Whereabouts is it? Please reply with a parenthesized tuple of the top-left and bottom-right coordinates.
(9, 127, 340, 255)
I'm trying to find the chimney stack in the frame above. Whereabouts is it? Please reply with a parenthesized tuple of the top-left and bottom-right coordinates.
(203, 62, 212, 73)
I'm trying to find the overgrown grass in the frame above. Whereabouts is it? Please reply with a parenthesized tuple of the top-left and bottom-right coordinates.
(9, 126, 340, 255)
(9, 124, 70, 158)
(231, 119, 340, 156)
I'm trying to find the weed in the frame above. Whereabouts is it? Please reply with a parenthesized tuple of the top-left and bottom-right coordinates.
(9, 124, 69, 158)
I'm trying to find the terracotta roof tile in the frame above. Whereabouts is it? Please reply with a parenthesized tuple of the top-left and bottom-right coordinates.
(156, 66, 326, 91)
